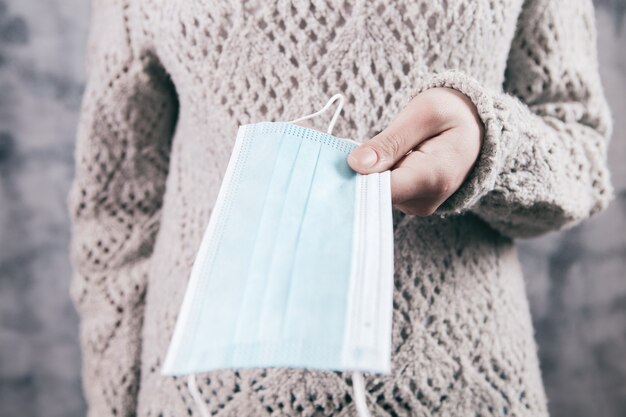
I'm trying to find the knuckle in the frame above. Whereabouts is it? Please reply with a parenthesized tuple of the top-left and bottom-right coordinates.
(423, 170, 452, 197)
(375, 132, 405, 161)
(400, 203, 437, 217)
(414, 204, 438, 217)
(396, 204, 416, 216)
(434, 175, 452, 197)
(420, 92, 450, 125)
(424, 105, 449, 128)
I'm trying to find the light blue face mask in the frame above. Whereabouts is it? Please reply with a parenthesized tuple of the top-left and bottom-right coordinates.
(162, 95, 394, 417)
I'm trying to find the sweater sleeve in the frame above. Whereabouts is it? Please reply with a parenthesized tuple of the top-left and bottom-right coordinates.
(411, 0, 613, 238)
(67, 1, 177, 416)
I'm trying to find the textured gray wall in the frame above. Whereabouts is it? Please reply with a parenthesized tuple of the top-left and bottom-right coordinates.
(0, 1, 624, 417)
(0, 1, 87, 417)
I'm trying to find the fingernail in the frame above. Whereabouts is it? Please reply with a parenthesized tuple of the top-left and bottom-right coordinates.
(353, 146, 378, 168)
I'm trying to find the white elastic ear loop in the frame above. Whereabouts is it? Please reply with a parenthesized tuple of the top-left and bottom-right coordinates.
(352, 371, 371, 417)
(289, 93, 345, 134)
(187, 375, 211, 417)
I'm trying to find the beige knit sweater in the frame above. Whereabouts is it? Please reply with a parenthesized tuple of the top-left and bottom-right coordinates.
(68, 0, 613, 416)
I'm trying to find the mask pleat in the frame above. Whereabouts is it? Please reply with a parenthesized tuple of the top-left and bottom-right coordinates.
(255, 138, 323, 360)
(186, 125, 285, 367)
(282, 143, 357, 367)
(231, 127, 299, 350)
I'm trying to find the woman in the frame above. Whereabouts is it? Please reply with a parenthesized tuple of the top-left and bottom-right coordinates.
(69, 0, 613, 416)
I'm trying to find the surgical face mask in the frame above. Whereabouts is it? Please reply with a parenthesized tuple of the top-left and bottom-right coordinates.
(162, 95, 394, 417)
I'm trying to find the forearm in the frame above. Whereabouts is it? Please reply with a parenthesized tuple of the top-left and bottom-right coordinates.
(407, 0, 613, 238)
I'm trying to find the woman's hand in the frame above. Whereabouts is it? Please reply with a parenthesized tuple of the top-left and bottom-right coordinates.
(347, 87, 484, 216)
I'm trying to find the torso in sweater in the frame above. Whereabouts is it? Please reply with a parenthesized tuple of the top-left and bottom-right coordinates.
(140, 1, 542, 415)
(70, 0, 612, 416)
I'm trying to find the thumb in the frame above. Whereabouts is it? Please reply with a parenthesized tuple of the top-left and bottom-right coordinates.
(347, 129, 412, 174)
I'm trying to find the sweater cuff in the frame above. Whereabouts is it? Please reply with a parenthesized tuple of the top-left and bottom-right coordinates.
(409, 70, 504, 214)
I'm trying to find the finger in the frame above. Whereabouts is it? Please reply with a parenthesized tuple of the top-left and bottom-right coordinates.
(390, 134, 461, 201)
(392, 126, 480, 201)
(390, 150, 452, 205)
(395, 196, 445, 217)
(347, 97, 450, 174)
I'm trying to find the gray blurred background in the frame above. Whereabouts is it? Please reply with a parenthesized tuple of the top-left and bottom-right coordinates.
(0, 0, 624, 416)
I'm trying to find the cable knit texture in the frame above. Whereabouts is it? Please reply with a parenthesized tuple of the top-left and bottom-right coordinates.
(68, 0, 612, 416)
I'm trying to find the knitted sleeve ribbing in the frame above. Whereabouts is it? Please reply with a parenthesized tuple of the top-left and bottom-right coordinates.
(411, 0, 613, 238)
(67, 1, 177, 416)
